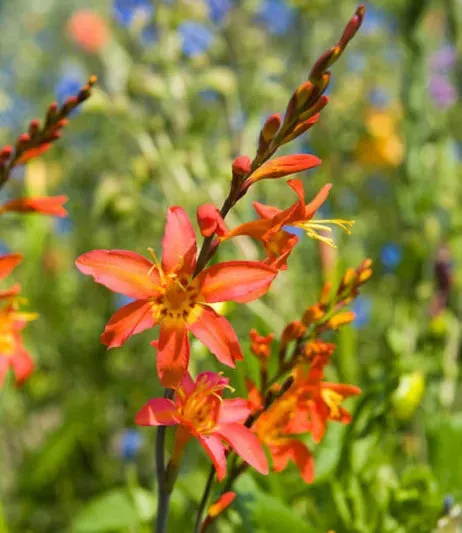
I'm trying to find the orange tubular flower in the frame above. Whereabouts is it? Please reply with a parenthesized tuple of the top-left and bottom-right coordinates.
(76, 207, 278, 387)
(224, 178, 350, 268)
(247, 379, 314, 483)
(136, 372, 268, 481)
(291, 367, 361, 443)
(245, 154, 321, 185)
(0, 195, 68, 217)
(0, 304, 37, 387)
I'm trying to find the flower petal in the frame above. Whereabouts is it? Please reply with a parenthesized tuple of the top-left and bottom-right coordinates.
(189, 305, 242, 367)
(247, 154, 321, 184)
(219, 399, 251, 425)
(0, 195, 68, 217)
(161, 206, 197, 276)
(135, 398, 179, 426)
(288, 440, 314, 483)
(76, 249, 161, 299)
(198, 434, 227, 482)
(157, 320, 190, 388)
(101, 300, 155, 348)
(215, 423, 268, 475)
(253, 202, 281, 220)
(197, 261, 277, 304)
(10, 347, 34, 385)
(304, 183, 332, 218)
(0, 253, 23, 281)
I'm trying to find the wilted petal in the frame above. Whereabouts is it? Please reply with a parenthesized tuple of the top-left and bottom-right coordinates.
(216, 423, 268, 475)
(76, 249, 161, 299)
(198, 434, 227, 481)
(0, 196, 68, 217)
(157, 320, 190, 388)
(189, 305, 242, 367)
(135, 398, 179, 426)
(161, 206, 197, 277)
(197, 261, 277, 304)
(247, 154, 321, 184)
(101, 300, 155, 348)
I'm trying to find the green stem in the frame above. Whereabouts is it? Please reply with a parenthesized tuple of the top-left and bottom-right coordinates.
(154, 388, 174, 533)
(194, 466, 216, 533)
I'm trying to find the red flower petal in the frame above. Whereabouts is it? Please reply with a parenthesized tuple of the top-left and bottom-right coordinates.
(189, 305, 242, 367)
(161, 206, 197, 276)
(135, 398, 179, 426)
(198, 434, 227, 481)
(247, 154, 321, 184)
(216, 423, 269, 475)
(101, 300, 155, 348)
(76, 249, 161, 299)
(0, 195, 68, 217)
(16, 143, 52, 165)
(197, 261, 277, 304)
(10, 347, 34, 385)
(0, 283, 22, 300)
(208, 492, 236, 518)
(0, 253, 23, 281)
(253, 202, 281, 220)
(289, 440, 314, 483)
(303, 183, 332, 218)
(218, 399, 251, 424)
(157, 320, 190, 388)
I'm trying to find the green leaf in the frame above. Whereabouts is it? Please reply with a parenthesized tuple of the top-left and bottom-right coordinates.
(73, 489, 140, 533)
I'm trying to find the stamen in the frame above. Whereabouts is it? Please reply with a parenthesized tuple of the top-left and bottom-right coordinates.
(293, 219, 354, 248)
(147, 247, 166, 283)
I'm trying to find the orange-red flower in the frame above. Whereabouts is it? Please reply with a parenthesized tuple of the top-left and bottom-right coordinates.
(224, 179, 349, 268)
(249, 329, 274, 362)
(0, 195, 68, 217)
(0, 253, 37, 387)
(247, 379, 315, 483)
(246, 154, 321, 185)
(0, 304, 37, 387)
(76, 206, 278, 387)
(67, 9, 109, 53)
(136, 372, 268, 481)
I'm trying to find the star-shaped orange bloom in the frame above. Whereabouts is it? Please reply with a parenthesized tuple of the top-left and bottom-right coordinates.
(76, 206, 278, 387)
(136, 372, 268, 481)
(224, 179, 353, 268)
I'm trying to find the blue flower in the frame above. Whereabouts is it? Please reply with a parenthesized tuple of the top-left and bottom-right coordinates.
(54, 217, 73, 235)
(369, 87, 390, 109)
(139, 24, 158, 47)
(119, 429, 142, 461)
(258, 0, 294, 35)
(113, 0, 154, 27)
(282, 225, 304, 237)
(55, 68, 86, 106)
(115, 294, 136, 309)
(179, 21, 214, 57)
(207, 0, 232, 24)
(380, 242, 402, 271)
(352, 296, 372, 329)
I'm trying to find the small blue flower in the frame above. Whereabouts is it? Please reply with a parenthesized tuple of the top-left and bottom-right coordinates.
(115, 294, 136, 309)
(54, 217, 73, 235)
(352, 296, 372, 329)
(258, 0, 294, 35)
(55, 68, 86, 106)
(207, 0, 232, 24)
(119, 429, 142, 461)
(369, 87, 390, 109)
(179, 22, 214, 57)
(139, 24, 158, 47)
(0, 241, 10, 255)
(282, 225, 304, 237)
(380, 242, 402, 271)
(113, 0, 154, 27)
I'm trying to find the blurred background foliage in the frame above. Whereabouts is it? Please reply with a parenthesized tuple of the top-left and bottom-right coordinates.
(0, 0, 462, 531)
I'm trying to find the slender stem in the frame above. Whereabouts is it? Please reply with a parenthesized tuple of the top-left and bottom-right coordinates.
(193, 466, 216, 533)
(154, 388, 174, 533)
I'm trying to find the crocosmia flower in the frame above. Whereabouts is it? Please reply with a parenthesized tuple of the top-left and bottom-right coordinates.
(136, 371, 268, 480)
(76, 206, 277, 387)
